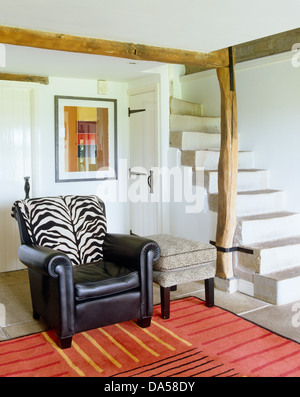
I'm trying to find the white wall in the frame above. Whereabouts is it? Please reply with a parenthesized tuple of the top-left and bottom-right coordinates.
(180, 51, 300, 214)
(236, 54, 300, 212)
(33, 77, 130, 233)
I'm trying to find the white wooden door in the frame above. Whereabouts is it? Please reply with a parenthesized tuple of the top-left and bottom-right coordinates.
(129, 88, 160, 236)
(0, 84, 33, 272)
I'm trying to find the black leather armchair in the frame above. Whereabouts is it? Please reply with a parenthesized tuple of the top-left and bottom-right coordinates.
(12, 195, 160, 349)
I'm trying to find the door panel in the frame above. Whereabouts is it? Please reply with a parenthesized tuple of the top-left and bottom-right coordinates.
(0, 85, 33, 272)
(129, 89, 160, 236)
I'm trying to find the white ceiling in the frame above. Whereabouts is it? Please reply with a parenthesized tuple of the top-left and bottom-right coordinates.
(0, 0, 299, 81)
(3, 44, 163, 81)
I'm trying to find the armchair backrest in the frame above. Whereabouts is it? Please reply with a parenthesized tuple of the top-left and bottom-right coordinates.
(13, 195, 107, 266)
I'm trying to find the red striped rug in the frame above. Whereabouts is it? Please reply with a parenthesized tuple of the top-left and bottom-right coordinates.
(1, 297, 300, 377)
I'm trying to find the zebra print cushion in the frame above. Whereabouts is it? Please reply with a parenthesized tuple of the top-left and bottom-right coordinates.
(17, 195, 107, 266)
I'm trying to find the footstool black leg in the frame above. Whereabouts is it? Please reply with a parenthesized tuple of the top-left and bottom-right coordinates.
(205, 278, 214, 307)
(160, 286, 170, 319)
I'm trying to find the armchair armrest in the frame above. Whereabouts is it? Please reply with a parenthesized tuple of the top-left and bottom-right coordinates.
(103, 233, 160, 320)
(18, 244, 75, 340)
(102, 233, 160, 269)
(18, 244, 73, 278)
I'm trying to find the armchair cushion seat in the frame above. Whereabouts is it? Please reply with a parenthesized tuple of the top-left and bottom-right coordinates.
(73, 261, 140, 301)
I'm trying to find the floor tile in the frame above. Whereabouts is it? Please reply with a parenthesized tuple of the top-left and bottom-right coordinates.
(243, 300, 300, 343)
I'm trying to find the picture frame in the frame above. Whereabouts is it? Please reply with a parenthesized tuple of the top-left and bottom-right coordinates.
(55, 95, 117, 182)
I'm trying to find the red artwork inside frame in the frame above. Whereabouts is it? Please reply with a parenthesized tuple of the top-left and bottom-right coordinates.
(77, 133, 97, 145)
(77, 121, 97, 134)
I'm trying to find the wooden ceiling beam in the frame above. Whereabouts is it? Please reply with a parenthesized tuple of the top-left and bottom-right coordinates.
(0, 72, 49, 84)
(0, 25, 229, 68)
(185, 27, 300, 75)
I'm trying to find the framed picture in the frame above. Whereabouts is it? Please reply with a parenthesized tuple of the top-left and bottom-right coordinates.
(55, 95, 117, 182)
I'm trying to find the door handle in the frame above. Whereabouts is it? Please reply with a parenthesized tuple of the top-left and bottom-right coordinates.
(147, 170, 153, 194)
(129, 168, 153, 194)
(129, 168, 147, 177)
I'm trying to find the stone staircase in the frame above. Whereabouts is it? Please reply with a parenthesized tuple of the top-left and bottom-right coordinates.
(169, 97, 300, 305)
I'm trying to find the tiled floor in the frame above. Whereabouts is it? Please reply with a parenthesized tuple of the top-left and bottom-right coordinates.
(1, 269, 300, 343)
(0, 270, 48, 341)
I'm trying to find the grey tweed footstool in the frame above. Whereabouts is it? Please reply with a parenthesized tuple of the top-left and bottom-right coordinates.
(147, 234, 217, 319)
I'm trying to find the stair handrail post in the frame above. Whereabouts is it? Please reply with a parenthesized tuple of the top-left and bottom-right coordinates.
(215, 47, 239, 279)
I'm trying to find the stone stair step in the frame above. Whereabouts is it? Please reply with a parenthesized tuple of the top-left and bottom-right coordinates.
(254, 265, 300, 304)
(235, 211, 300, 245)
(170, 114, 221, 133)
(238, 236, 300, 278)
(204, 168, 270, 194)
(170, 97, 203, 117)
(181, 150, 254, 170)
(208, 189, 286, 217)
(170, 131, 220, 151)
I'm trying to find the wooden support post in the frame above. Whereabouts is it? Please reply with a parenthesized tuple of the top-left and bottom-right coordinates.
(215, 48, 239, 279)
